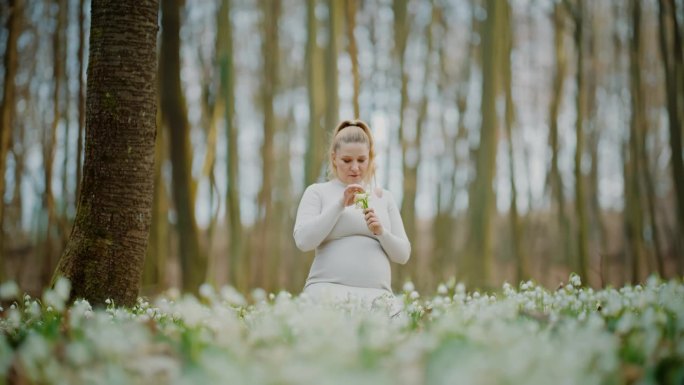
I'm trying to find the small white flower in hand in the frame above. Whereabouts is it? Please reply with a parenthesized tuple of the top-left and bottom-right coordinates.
(354, 192, 370, 209)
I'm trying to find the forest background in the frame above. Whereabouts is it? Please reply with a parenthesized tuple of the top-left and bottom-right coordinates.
(0, 0, 683, 297)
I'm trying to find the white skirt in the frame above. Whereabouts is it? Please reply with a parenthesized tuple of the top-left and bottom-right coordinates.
(303, 282, 403, 316)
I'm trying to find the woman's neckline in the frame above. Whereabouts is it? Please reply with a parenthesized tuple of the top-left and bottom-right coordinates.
(331, 178, 347, 187)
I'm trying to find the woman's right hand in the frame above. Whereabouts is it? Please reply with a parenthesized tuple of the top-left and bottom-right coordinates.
(342, 184, 366, 206)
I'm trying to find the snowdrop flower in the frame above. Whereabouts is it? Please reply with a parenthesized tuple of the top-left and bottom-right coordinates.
(199, 283, 215, 300)
(570, 273, 582, 287)
(54, 277, 71, 300)
(403, 281, 415, 293)
(0, 281, 19, 300)
(43, 290, 65, 313)
(220, 285, 247, 306)
(252, 288, 267, 302)
(437, 283, 448, 295)
(409, 291, 420, 300)
(354, 192, 370, 209)
(455, 282, 466, 294)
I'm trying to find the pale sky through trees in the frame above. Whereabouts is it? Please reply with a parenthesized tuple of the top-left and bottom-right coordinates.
(9, 0, 648, 229)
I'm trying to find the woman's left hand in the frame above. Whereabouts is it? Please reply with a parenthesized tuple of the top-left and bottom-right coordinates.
(363, 208, 383, 235)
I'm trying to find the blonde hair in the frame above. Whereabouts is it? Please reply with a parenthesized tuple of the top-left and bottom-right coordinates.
(328, 119, 376, 185)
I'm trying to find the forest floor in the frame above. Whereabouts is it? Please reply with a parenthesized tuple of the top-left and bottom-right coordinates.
(0, 274, 682, 384)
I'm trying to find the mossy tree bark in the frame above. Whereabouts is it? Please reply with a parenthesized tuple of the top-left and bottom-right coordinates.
(0, 0, 23, 281)
(160, 0, 207, 293)
(53, 0, 159, 306)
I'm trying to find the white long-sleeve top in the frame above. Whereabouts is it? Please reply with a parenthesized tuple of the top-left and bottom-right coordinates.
(293, 178, 411, 292)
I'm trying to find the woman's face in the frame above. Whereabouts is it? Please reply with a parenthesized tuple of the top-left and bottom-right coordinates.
(333, 142, 370, 185)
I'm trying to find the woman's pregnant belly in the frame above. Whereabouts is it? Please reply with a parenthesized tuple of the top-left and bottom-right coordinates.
(306, 235, 391, 290)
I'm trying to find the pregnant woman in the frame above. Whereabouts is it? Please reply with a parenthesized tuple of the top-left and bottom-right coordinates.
(293, 119, 411, 305)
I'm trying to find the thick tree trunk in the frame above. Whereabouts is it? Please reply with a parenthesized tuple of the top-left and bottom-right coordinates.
(0, 0, 23, 281)
(465, 0, 500, 289)
(53, 0, 159, 306)
(160, 0, 206, 293)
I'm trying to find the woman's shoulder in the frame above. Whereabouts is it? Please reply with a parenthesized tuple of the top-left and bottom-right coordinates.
(302, 180, 338, 195)
(372, 186, 398, 202)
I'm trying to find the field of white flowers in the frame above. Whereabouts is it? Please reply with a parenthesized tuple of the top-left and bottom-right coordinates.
(0, 274, 682, 385)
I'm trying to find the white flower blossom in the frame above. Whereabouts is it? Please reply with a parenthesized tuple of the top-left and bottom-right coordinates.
(0, 281, 19, 300)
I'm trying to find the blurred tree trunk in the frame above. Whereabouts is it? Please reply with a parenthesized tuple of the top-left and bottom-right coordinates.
(502, 0, 526, 283)
(61, 0, 74, 238)
(626, 0, 646, 283)
(0, 0, 23, 281)
(635, 2, 664, 277)
(53, 0, 159, 306)
(143, 102, 167, 291)
(432, 4, 456, 284)
(345, 0, 360, 118)
(199, 73, 219, 274)
(41, 0, 67, 285)
(218, 0, 244, 291)
(325, 0, 339, 135)
(392, 0, 408, 287)
(403, 7, 434, 284)
(585, 7, 607, 276)
(160, 0, 206, 293)
(304, 0, 325, 186)
(465, 0, 500, 289)
(547, 3, 572, 272)
(254, 0, 280, 291)
(639, 95, 665, 276)
(301, 0, 325, 290)
(197, 36, 220, 286)
(76, 0, 86, 203)
(657, 0, 684, 274)
(273, 111, 294, 290)
(567, 0, 589, 280)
